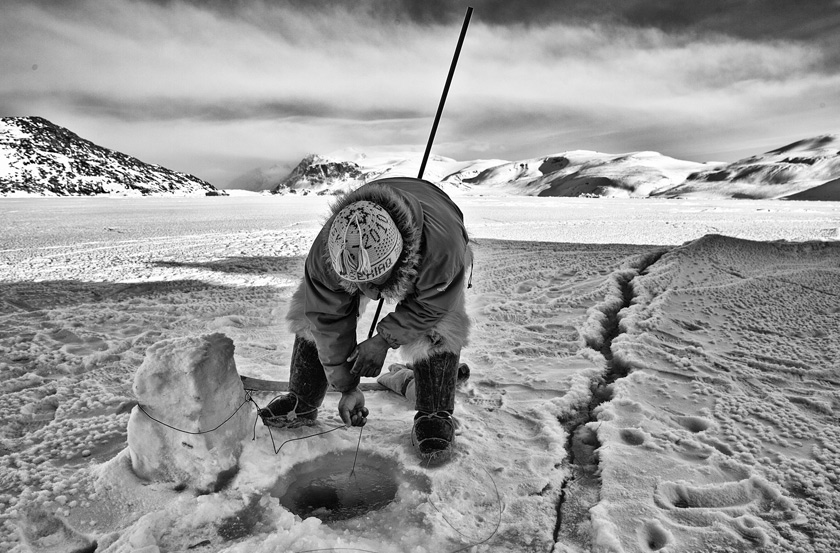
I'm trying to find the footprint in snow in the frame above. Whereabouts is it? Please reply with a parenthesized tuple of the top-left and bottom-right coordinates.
(652, 477, 803, 548)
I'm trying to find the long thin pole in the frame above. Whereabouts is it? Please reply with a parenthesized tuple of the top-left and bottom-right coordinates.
(417, 6, 473, 180)
(368, 6, 473, 340)
(368, 298, 384, 339)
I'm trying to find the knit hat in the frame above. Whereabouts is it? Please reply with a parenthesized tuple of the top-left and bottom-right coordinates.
(328, 201, 403, 283)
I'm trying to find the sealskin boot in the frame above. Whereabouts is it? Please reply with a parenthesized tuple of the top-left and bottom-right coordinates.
(259, 335, 328, 428)
(411, 351, 459, 464)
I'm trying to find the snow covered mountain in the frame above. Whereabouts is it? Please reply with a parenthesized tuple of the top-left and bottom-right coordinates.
(445, 150, 712, 198)
(248, 149, 715, 198)
(270, 154, 365, 195)
(661, 135, 840, 200)
(230, 136, 840, 200)
(229, 148, 713, 198)
(0, 117, 223, 196)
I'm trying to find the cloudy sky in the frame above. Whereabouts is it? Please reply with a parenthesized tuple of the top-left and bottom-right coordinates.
(2, 0, 839, 186)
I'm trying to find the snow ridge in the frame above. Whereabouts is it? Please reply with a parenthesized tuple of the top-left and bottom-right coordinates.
(586, 234, 834, 552)
(555, 250, 667, 551)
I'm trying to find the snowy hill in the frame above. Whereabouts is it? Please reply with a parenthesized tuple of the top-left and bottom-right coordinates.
(242, 149, 503, 196)
(661, 135, 840, 200)
(230, 136, 840, 200)
(231, 148, 710, 198)
(0, 117, 223, 197)
(326, 147, 508, 192)
(450, 150, 713, 198)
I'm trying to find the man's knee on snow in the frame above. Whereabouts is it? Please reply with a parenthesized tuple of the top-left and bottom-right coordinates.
(400, 309, 470, 363)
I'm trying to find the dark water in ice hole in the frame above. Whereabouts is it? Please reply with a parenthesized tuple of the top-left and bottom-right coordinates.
(271, 450, 430, 522)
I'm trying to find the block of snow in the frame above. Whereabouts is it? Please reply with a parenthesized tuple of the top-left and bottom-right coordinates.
(127, 333, 250, 492)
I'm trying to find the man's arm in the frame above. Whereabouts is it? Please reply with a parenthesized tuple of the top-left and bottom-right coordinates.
(303, 256, 369, 427)
(303, 256, 360, 393)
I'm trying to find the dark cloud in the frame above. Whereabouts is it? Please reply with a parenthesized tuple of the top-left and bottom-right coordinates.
(620, 0, 840, 39)
(421, 0, 840, 45)
(1, 91, 426, 123)
(129, 0, 840, 72)
(168, 0, 840, 39)
(16, 0, 840, 43)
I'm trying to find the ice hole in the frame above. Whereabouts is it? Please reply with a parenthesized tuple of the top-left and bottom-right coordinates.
(271, 450, 429, 522)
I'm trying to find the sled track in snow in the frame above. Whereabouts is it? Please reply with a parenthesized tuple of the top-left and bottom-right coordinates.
(553, 249, 667, 551)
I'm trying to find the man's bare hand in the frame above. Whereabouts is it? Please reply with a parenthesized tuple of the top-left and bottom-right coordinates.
(338, 388, 368, 427)
(348, 334, 390, 378)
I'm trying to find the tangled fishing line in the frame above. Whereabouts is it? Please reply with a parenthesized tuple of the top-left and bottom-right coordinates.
(136, 390, 503, 552)
(136, 391, 351, 455)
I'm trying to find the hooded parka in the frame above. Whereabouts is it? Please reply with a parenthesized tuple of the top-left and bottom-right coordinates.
(291, 177, 470, 392)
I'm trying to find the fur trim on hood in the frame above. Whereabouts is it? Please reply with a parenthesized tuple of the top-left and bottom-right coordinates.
(322, 183, 422, 301)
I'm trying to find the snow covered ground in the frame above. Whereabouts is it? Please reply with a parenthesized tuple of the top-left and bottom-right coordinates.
(1, 195, 839, 553)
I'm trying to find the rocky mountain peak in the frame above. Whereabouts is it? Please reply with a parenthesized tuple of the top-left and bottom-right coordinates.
(272, 154, 364, 195)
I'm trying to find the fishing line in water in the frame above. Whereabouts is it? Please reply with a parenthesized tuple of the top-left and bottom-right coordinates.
(134, 391, 502, 552)
(225, 394, 504, 552)
(350, 425, 364, 475)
